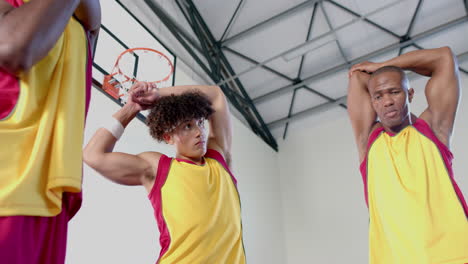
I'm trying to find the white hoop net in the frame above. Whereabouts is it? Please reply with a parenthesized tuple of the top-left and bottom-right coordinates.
(103, 48, 174, 105)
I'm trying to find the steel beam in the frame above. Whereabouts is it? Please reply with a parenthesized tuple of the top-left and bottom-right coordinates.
(253, 15, 468, 104)
(146, 1, 255, 108)
(297, 2, 318, 78)
(220, 0, 245, 42)
(326, 0, 401, 38)
(217, 0, 406, 87)
(399, 0, 424, 55)
(144, 0, 213, 79)
(268, 96, 347, 129)
(320, 2, 349, 63)
(174, 0, 193, 27)
(148, 0, 204, 54)
(144, 1, 247, 102)
(222, 0, 322, 46)
(405, 0, 424, 37)
(169, 0, 278, 150)
(224, 47, 293, 81)
(223, 47, 341, 104)
(282, 88, 299, 139)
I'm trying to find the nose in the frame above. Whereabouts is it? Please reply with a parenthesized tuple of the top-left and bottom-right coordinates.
(383, 94, 394, 107)
(194, 124, 204, 138)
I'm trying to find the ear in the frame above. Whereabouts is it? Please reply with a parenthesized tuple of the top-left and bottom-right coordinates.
(163, 133, 174, 145)
(408, 88, 415, 103)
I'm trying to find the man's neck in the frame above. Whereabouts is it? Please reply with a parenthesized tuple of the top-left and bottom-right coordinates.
(383, 113, 414, 134)
(175, 153, 204, 165)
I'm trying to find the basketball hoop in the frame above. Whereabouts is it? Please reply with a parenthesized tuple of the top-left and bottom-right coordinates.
(102, 47, 174, 103)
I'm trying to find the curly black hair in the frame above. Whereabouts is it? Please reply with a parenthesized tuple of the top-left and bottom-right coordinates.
(146, 90, 214, 142)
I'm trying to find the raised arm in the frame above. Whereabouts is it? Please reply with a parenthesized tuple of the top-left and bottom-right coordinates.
(351, 47, 460, 146)
(347, 71, 375, 163)
(83, 98, 161, 193)
(0, 0, 81, 74)
(133, 83, 233, 165)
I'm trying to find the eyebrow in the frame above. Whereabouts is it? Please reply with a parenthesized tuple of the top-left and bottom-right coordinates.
(373, 86, 401, 93)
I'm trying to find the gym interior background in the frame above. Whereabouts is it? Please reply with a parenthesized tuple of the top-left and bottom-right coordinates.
(68, 1, 468, 263)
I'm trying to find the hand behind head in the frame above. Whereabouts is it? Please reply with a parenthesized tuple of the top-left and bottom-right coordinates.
(349, 61, 381, 78)
(128, 82, 160, 109)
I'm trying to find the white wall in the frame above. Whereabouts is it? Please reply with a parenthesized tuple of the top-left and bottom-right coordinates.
(66, 63, 286, 264)
(277, 73, 468, 264)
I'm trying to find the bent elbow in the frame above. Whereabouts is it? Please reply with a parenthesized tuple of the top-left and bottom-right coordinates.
(213, 85, 227, 101)
(82, 148, 98, 168)
(212, 85, 223, 95)
(439, 46, 459, 74)
(82, 154, 92, 168)
(440, 46, 456, 62)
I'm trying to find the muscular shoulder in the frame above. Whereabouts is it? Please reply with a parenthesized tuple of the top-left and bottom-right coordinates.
(138, 151, 162, 161)
(137, 151, 163, 192)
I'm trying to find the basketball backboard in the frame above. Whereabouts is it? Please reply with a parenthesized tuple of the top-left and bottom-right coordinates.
(92, 0, 177, 119)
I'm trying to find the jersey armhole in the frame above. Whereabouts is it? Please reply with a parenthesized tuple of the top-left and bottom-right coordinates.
(205, 149, 238, 186)
(148, 154, 172, 199)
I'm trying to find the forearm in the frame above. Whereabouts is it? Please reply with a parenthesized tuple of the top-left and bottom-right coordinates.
(112, 103, 140, 127)
(0, 0, 80, 73)
(380, 47, 454, 77)
(159, 85, 222, 103)
(348, 71, 371, 96)
(347, 74, 376, 121)
(347, 72, 375, 162)
(84, 103, 139, 165)
(83, 128, 118, 165)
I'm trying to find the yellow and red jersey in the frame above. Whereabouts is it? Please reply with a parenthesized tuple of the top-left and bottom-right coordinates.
(0, 0, 92, 217)
(149, 149, 246, 264)
(360, 118, 468, 263)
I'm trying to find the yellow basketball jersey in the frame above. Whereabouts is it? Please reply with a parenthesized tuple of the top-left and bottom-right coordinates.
(361, 119, 468, 264)
(148, 149, 246, 264)
(0, 7, 91, 217)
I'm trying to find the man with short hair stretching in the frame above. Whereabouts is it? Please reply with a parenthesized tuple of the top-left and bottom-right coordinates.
(347, 46, 468, 263)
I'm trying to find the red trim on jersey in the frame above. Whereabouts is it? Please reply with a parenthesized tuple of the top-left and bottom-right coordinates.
(205, 149, 237, 186)
(173, 149, 237, 186)
(0, 70, 19, 120)
(174, 157, 206, 165)
(4, 0, 22, 7)
(0, 0, 24, 120)
(359, 119, 468, 218)
(148, 155, 173, 263)
(359, 126, 384, 207)
(148, 150, 239, 263)
(413, 119, 468, 218)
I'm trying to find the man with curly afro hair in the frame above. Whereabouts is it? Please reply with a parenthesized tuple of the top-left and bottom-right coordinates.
(83, 82, 246, 264)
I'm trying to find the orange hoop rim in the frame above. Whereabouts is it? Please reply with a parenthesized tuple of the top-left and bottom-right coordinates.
(112, 47, 174, 85)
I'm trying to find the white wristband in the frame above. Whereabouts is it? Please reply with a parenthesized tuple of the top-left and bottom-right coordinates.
(102, 117, 125, 140)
